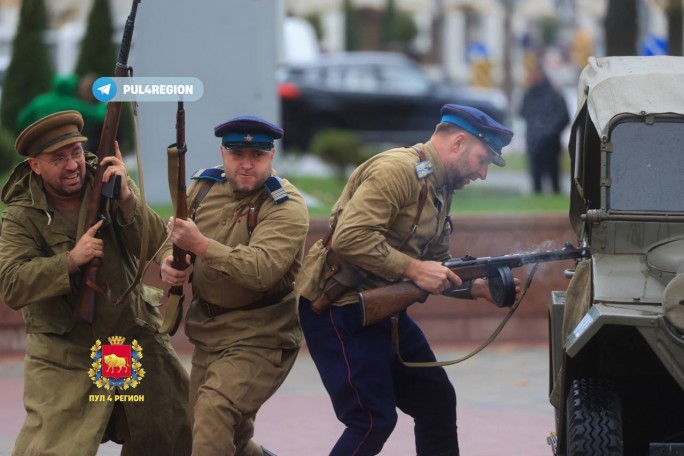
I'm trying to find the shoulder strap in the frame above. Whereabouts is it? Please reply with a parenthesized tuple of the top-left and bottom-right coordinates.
(188, 166, 226, 220)
(189, 180, 213, 220)
(247, 192, 270, 235)
(246, 175, 290, 235)
(322, 146, 430, 252)
(395, 146, 429, 251)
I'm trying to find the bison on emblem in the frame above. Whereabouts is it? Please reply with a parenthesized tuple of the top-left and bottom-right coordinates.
(104, 353, 129, 375)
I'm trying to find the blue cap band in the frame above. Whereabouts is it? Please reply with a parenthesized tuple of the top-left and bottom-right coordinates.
(441, 113, 505, 155)
(222, 133, 275, 144)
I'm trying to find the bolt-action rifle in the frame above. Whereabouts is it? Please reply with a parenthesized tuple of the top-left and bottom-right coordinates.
(358, 242, 590, 327)
(160, 101, 190, 335)
(74, 0, 142, 323)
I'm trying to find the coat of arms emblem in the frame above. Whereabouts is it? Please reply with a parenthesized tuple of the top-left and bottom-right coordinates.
(89, 336, 144, 390)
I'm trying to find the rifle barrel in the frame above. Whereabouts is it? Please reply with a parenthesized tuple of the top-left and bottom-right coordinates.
(74, 0, 141, 323)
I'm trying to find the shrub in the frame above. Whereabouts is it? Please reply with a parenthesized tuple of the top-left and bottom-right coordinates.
(310, 129, 365, 178)
(0, 126, 19, 175)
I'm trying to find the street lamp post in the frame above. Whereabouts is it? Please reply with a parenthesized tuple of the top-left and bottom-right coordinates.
(499, 0, 518, 120)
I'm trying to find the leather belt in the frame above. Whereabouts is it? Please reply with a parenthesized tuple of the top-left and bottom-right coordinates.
(199, 287, 294, 318)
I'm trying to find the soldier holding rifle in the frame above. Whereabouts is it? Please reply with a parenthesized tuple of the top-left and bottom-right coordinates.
(159, 116, 308, 456)
(296, 104, 518, 456)
(0, 111, 191, 455)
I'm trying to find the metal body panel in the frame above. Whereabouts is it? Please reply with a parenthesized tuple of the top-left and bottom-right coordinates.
(566, 303, 662, 357)
(592, 254, 667, 304)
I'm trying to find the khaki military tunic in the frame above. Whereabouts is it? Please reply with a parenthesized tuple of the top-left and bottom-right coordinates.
(0, 158, 191, 456)
(159, 169, 308, 456)
(296, 142, 454, 304)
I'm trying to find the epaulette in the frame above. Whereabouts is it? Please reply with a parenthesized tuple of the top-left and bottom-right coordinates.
(191, 166, 227, 182)
(263, 176, 289, 204)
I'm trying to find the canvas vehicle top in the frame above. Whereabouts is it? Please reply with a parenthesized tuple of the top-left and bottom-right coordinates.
(548, 55, 684, 456)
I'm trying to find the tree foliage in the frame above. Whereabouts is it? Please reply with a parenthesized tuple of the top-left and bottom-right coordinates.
(0, 0, 54, 134)
(310, 129, 365, 179)
(75, 0, 135, 154)
(344, 0, 360, 51)
(75, 0, 117, 78)
(381, 0, 417, 51)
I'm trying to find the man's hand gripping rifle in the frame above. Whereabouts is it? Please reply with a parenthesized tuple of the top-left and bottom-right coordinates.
(359, 242, 590, 327)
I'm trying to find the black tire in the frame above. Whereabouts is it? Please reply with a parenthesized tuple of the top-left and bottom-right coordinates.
(566, 378, 623, 456)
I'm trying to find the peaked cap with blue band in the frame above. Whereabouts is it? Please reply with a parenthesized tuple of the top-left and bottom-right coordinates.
(440, 104, 512, 167)
(214, 115, 283, 152)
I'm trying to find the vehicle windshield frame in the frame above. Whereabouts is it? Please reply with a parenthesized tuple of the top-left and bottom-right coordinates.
(606, 115, 684, 213)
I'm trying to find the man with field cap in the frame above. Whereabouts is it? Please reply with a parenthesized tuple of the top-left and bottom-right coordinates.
(0, 110, 191, 455)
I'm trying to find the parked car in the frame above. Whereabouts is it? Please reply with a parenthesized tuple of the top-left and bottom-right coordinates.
(277, 51, 508, 150)
(547, 56, 684, 455)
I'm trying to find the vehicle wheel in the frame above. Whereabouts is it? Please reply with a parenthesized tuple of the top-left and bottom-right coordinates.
(566, 378, 623, 456)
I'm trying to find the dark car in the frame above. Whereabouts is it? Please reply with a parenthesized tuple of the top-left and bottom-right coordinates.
(277, 51, 509, 150)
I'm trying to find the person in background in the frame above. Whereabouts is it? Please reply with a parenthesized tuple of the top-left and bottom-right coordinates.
(519, 58, 570, 194)
(159, 115, 309, 456)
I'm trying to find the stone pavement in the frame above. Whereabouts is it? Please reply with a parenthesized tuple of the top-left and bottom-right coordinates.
(0, 342, 555, 456)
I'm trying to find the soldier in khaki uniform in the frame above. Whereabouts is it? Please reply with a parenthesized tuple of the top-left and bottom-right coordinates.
(296, 104, 515, 455)
(159, 116, 308, 456)
(0, 111, 191, 455)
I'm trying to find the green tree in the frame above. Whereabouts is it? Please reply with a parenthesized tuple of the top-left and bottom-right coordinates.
(0, 0, 54, 134)
(75, 0, 117, 78)
(305, 13, 324, 42)
(345, 0, 359, 51)
(381, 0, 418, 51)
(75, 0, 135, 154)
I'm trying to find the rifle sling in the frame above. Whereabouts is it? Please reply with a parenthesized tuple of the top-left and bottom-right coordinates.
(115, 102, 150, 308)
(390, 263, 541, 368)
(158, 181, 211, 335)
(167, 145, 180, 214)
(158, 182, 268, 334)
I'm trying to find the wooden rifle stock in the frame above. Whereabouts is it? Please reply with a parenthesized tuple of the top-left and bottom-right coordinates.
(165, 101, 189, 335)
(359, 281, 429, 327)
(358, 242, 590, 327)
(74, 0, 142, 323)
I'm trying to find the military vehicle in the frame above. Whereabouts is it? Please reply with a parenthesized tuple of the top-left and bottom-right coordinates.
(548, 56, 684, 455)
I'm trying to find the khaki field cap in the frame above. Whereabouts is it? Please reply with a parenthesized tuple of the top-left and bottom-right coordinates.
(15, 110, 88, 157)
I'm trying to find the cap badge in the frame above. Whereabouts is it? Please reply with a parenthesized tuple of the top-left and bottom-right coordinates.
(244, 134, 253, 142)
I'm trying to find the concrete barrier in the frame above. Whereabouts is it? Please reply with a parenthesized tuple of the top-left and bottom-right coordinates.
(0, 214, 576, 353)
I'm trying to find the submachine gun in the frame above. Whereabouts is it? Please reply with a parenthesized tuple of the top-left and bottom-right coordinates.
(359, 242, 590, 327)
(74, 0, 142, 323)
